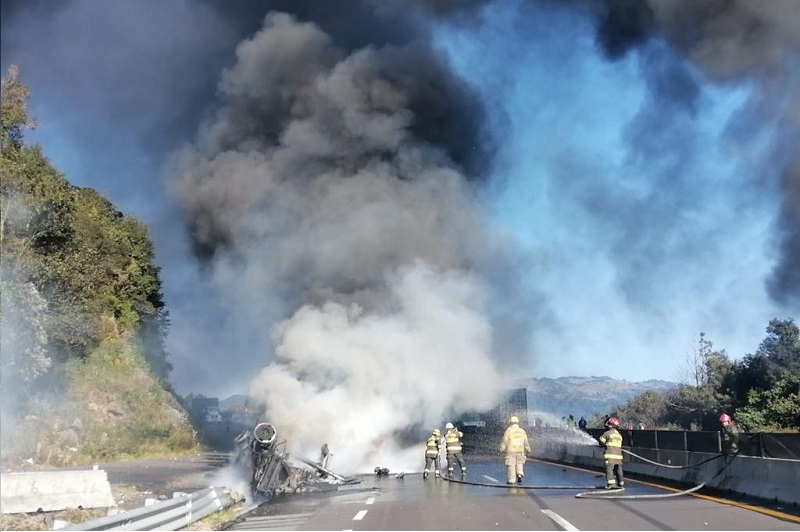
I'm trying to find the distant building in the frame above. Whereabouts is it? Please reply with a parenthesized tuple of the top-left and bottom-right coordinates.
(225, 404, 259, 426)
(456, 388, 530, 452)
(495, 388, 529, 426)
(189, 396, 223, 424)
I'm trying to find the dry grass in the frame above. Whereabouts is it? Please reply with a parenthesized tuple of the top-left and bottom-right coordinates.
(0, 506, 106, 531)
(183, 503, 246, 531)
(0, 506, 245, 532)
(0, 492, 246, 531)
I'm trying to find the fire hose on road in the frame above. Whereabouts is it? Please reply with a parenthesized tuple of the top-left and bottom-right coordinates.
(442, 476, 598, 489)
(577, 434, 758, 499)
(440, 448, 733, 499)
(621, 448, 723, 469)
(575, 449, 738, 499)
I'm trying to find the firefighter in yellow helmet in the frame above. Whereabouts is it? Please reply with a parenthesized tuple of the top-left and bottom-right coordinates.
(423, 428, 442, 480)
(500, 415, 530, 484)
(598, 417, 624, 489)
(444, 422, 467, 479)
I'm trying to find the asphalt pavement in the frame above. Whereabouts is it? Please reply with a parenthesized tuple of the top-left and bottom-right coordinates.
(227, 458, 800, 531)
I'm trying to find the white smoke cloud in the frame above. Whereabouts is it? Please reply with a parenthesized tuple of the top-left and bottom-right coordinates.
(170, 12, 515, 472)
(250, 263, 503, 471)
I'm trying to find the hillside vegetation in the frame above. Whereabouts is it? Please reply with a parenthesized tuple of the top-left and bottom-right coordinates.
(517, 376, 676, 421)
(1, 66, 197, 466)
(605, 324, 800, 432)
(520, 322, 800, 433)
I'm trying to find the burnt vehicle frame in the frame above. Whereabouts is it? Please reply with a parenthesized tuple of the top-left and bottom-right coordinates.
(234, 422, 359, 500)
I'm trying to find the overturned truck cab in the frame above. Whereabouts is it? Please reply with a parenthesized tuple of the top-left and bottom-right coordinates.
(234, 422, 359, 500)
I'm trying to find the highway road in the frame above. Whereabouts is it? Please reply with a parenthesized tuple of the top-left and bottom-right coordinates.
(227, 458, 800, 531)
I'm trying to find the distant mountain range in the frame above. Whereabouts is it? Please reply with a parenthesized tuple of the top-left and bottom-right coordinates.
(218, 377, 677, 425)
(515, 376, 677, 420)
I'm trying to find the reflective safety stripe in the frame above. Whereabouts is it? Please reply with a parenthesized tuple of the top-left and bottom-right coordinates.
(445, 430, 463, 452)
(600, 428, 623, 461)
(426, 435, 440, 456)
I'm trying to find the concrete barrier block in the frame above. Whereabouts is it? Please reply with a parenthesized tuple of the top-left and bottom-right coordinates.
(0, 470, 115, 514)
(537, 443, 800, 506)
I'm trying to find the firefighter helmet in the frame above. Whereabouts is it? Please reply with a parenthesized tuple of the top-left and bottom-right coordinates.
(509, 416, 519, 424)
(432, 428, 441, 436)
(606, 417, 620, 428)
(445, 422, 454, 429)
(719, 413, 731, 424)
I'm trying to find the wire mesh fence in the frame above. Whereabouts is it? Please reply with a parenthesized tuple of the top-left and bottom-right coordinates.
(580, 428, 800, 459)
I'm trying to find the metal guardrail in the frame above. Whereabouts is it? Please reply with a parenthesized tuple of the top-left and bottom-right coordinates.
(60, 487, 234, 531)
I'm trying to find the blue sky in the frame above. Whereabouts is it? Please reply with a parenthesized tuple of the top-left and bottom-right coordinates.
(431, 1, 786, 380)
(2, 0, 798, 396)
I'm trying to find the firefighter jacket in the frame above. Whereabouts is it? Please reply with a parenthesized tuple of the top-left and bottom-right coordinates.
(425, 434, 441, 457)
(599, 428, 623, 462)
(445, 428, 463, 453)
(500, 424, 531, 454)
(721, 423, 740, 455)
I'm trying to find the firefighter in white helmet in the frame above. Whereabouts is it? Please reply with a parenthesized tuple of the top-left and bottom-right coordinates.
(444, 422, 467, 479)
(500, 415, 530, 484)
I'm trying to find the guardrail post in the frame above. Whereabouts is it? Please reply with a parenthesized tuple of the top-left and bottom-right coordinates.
(654, 430, 658, 450)
(683, 430, 687, 452)
(759, 432, 765, 458)
(717, 431, 722, 453)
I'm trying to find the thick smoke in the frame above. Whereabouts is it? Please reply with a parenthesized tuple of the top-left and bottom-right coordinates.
(593, 0, 800, 307)
(5, 1, 799, 466)
(171, 12, 510, 470)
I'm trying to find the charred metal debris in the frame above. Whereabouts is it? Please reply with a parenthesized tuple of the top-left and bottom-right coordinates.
(233, 423, 360, 500)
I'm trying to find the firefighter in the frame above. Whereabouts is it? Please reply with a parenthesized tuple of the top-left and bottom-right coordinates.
(599, 417, 624, 489)
(500, 415, 530, 484)
(444, 422, 467, 479)
(318, 443, 332, 470)
(719, 413, 740, 455)
(423, 428, 442, 480)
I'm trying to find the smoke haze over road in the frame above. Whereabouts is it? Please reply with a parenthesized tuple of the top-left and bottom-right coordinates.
(2, 0, 800, 468)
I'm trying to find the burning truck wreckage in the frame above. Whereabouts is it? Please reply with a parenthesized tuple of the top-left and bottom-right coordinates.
(233, 422, 403, 501)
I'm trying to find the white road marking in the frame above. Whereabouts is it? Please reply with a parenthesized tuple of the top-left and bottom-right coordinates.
(353, 510, 368, 521)
(237, 513, 315, 530)
(482, 475, 501, 483)
(541, 509, 579, 531)
(366, 497, 375, 505)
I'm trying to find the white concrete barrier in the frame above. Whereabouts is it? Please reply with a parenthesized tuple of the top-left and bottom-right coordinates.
(534, 442, 800, 506)
(0, 470, 115, 514)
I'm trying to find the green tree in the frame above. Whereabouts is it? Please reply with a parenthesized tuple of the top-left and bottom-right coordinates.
(758, 318, 800, 376)
(1, 64, 37, 152)
(736, 372, 800, 431)
(667, 333, 734, 429)
(1, 65, 170, 374)
(611, 390, 668, 427)
(0, 66, 191, 465)
(726, 319, 800, 413)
